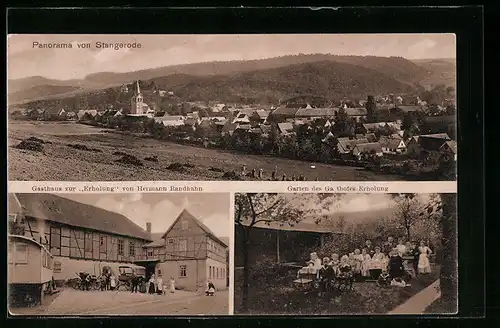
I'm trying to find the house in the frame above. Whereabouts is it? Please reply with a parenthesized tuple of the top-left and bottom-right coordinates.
(235, 218, 345, 267)
(221, 122, 239, 137)
(408, 133, 452, 158)
(336, 137, 369, 154)
(422, 115, 456, 137)
(352, 142, 384, 159)
(439, 140, 457, 161)
(157, 115, 185, 127)
(250, 110, 270, 124)
(232, 109, 254, 124)
(295, 107, 337, 119)
(345, 107, 368, 121)
(366, 133, 377, 143)
(64, 111, 77, 120)
(406, 136, 420, 157)
(362, 122, 387, 134)
(141, 210, 228, 291)
(120, 84, 129, 93)
(269, 106, 300, 122)
(277, 122, 294, 135)
(8, 194, 152, 284)
(378, 136, 407, 154)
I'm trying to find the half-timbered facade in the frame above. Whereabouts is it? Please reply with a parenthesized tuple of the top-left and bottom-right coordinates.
(141, 209, 228, 291)
(8, 194, 152, 282)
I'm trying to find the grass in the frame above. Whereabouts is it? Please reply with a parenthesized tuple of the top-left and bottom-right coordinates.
(234, 265, 440, 315)
(424, 297, 458, 315)
(8, 121, 404, 181)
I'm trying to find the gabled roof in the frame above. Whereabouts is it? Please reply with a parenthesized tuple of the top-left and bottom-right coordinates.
(237, 217, 342, 234)
(379, 136, 405, 149)
(353, 142, 383, 154)
(277, 122, 294, 134)
(440, 140, 457, 154)
(419, 133, 451, 140)
(161, 209, 228, 248)
(337, 138, 369, 152)
(366, 133, 377, 142)
(254, 110, 270, 119)
(12, 194, 152, 241)
(271, 106, 300, 117)
(345, 107, 368, 116)
(295, 108, 337, 118)
(397, 105, 422, 113)
(161, 115, 185, 121)
(222, 122, 239, 133)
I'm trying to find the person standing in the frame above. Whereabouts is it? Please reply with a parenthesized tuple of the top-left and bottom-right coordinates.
(169, 277, 176, 294)
(156, 275, 164, 295)
(411, 241, 421, 277)
(364, 240, 375, 258)
(396, 238, 407, 257)
(131, 273, 138, 293)
(148, 274, 156, 294)
(383, 236, 395, 255)
(418, 241, 433, 274)
(109, 274, 116, 291)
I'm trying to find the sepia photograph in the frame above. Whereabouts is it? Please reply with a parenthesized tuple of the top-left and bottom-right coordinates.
(8, 192, 230, 316)
(8, 34, 456, 182)
(234, 193, 457, 315)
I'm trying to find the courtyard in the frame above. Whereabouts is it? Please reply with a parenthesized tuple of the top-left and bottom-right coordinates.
(9, 288, 229, 316)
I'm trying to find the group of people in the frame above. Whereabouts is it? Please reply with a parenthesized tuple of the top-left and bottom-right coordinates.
(145, 274, 176, 295)
(298, 237, 433, 283)
(240, 165, 314, 181)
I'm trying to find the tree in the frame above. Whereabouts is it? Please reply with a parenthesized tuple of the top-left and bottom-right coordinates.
(392, 193, 423, 241)
(365, 95, 377, 123)
(234, 193, 340, 311)
(424, 194, 457, 312)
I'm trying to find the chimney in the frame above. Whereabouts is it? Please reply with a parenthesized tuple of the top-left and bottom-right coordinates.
(146, 222, 152, 234)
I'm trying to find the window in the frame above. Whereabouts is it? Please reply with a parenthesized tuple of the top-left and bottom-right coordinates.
(15, 244, 28, 264)
(100, 236, 104, 246)
(85, 232, 92, 252)
(209, 266, 212, 278)
(181, 220, 188, 230)
(8, 243, 14, 264)
(179, 239, 187, 252)
(53, 261, 62, 273)
(129, 242, 135, 257)
(50, 227, 61, 248)
(168, 238, 174, 245)
(217, 267, 219, 279)
(179, 265, 187, 277)
(8, 214, 17, 223)
(117, 239, 124, 256)
(147, 249, 153, 257)
(99, 235, 107, 253)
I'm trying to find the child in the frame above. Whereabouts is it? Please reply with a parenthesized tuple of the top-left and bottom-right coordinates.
(418, 241, 432, 274)
(396, 238, 407, 257)
(310, 252, 322, 270)
(353, 249, 363, 276)
(388, 248, 405, 279)
(206, 280, 215, 296)
(297, 261, 315, 278)
(377, 269, 391, 287)
(360, 249, 372, 278)
(329, 253, 340, 275)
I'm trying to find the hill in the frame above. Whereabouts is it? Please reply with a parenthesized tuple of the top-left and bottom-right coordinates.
(411, 58, 456, 89)
(18, 61, 416, 110)
(8, 84, 83, 104)
(9, 54, 426, 103)
(166, 61, 416, 103)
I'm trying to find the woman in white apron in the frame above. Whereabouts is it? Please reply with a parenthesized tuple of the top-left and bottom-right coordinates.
(418, 241, 432, 274)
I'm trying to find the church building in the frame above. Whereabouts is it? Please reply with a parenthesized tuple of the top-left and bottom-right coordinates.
(128, 80, 154, 117)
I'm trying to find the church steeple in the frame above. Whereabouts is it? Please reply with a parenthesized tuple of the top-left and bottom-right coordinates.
(136, 80, 141, 95)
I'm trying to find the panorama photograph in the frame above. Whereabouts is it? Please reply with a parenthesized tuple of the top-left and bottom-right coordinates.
(8, 34, 456, 181)
(8, 192, 230, 316)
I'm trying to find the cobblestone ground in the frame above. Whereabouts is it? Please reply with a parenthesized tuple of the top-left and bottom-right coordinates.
(11, 288, 229, 316)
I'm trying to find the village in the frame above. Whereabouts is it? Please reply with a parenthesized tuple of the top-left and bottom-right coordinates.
(10, 80, 457, 181)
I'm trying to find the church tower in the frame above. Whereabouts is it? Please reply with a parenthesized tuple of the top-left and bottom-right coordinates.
(130, 80, 143, 114)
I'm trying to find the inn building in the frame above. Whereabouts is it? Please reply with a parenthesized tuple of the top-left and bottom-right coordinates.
(8, 194, 228, 291)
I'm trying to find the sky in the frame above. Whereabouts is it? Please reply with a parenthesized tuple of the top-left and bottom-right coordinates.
(285, 193, 433, 218)
(7, 34, 456, 80)
(58, 193, 230, 237)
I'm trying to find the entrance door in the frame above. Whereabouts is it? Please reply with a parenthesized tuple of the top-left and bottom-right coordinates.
(145, 263, 156, 279)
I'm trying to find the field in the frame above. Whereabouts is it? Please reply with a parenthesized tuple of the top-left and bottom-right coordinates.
(8, 121, 403, 181)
